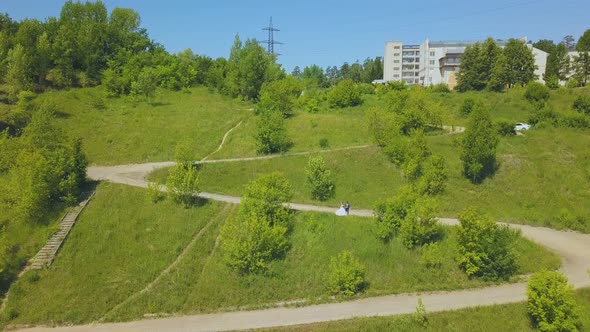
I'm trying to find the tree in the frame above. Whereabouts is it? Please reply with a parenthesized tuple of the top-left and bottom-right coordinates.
(502, 39, 537, 87)
(326, 250, 366, 296)
(456, 208, 517, 281)
(5, 44, 34, 101)
(327, 79, 362, 108)
(461, 105, 498, 183)
(256, 76, 303, 117)
(374, 187, 417, 241)
(399, 197, 442, 249)
(130, 67, 158, 101)
(524, 81, 550, 107)
(563, 35, 576, 50)
(575, 29, 590, 52)
(255, 110, 291, 154)
(477, 38, 501, 90)
(166, 142, 200, 206)
(527, 271, 581, 332)
(572, 51, 590, 86)
(301, 64, 325, 87)
(305, 155, 335, 201)
(456, 43, 481, 91)
(291, 65, 301, 78)
(220, 173, 292, 273)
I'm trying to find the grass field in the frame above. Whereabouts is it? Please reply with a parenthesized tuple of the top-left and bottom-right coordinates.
(151, 124, 590, 232)
(259, 288, 590, 332)
(34, 87, 251, 165)
(1, 183, 558, 325)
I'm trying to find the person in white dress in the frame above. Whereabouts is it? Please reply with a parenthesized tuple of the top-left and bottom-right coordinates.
(335, 203, 347, 216)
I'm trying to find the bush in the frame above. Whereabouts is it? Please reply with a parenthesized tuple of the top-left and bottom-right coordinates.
(527, 271, 581, 332)
(420, 243, 443, 269)
(460, 97, 476, 116)
(416, 155, 447, 196)
(255, 110, 291, 154)
(327, 79, 362, 108)
(461, 106, 498, 183)
(456, 208, 517, 281)
(528, 106, 560, 127)
(305, 155, 335, 201)
(319, 138, 329, 149)
(147, 182, 165, 203)
(573, 95, 590, 114)
(545, 75, 559, 89)
(221, 173, 293, 273)
(166, 164, 200, 206)
(495, 119, 516, 136)
(256, 77, 303, 117)
(366, 107, 398, 147)
(525, 81, 550, 106)
(357, 83, 375, 95)
(431, 83, 451, 93)
(16, 91, 37, 111)
(400, 197, 442, 249)
(566, 78, 580, 89)
(327, 250, 366, 296)
(560, 112, 589, 129)
(374, 187, 417, 241)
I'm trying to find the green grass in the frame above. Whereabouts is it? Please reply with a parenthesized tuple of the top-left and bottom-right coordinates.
(152, 125, 590, 232)
(258, 288, 590, 332)
(1, 182, 231, 326)
(1, 188, 558, 325)
(35, 86, 251, 165)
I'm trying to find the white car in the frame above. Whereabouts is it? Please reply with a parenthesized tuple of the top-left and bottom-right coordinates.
(514, 122, 530, 131)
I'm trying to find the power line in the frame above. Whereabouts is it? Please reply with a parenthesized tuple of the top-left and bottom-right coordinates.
(262, 16, 282, 55)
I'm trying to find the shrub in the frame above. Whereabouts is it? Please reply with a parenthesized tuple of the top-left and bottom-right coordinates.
(431, 83, 451, 93)
(257, 77, 303, 117)
(327, 79, 362, 108)
(357, 83, 375, 95)
(545, 75, 559, 89)
(495, 119, 516, 136)
(560, 112, 589, 129)
(573, 95, 590, 114)
(220, 173, 293, 273)
(305, 155, 335, 201)
(327, 250, 366, 296)
(319, 138, 329, 149)
(166, 164, 199, 206)
(374, 187, 417, 241)
(527, 271, 581, 332)
(414, 298, 428, 327)
(366, 107, 398, 147)
(525, 81, 550, 108)
(461, 106, 499, 183)
(528, 105, 560, 127)
(255, 110, 291, 154)
(456, 208, 517, 281)
(566, 78, 579, 89)
(400, 197, 442, 249)
(460, 97, 476, 116)
(416, 155, 447, 196)
(147, 182, 165, 203)
(16, 91, 37, 111)
(420, 243, 443, 269)
(304, 97, 321, 113)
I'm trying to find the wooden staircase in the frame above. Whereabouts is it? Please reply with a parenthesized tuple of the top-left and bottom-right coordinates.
(28, 192, 95, 270)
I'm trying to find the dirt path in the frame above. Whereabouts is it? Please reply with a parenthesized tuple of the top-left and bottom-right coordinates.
(34, 159, 586, 332)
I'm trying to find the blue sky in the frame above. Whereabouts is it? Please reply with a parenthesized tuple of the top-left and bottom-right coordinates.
(1, 0, 588, 72)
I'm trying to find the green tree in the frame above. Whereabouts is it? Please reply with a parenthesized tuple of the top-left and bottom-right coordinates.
(524, 81, 550, 107)
(255, 110, 291, 154)
(5, 44, 34, 101)
(327, 79, 362, 108)
(400, 197, 442, 249)
(456, 42, 481, 91)
(461, 105, 498, 183)
(374, 187, 417, 241)
(130, 67, 158, 101)
(301, 64, 325, 87)
(456, 208, 517, 281)
(502, 39, 537, 87)
(256, 76, 303, 117)
(291, 65, 301, 78)
(220, 173, 292, 273)
(305, 155, 335, 201)
(572, 51, 590, 85)
(476, 38, 501, 90)
(575, 29, 590, 52)
(527, 271, 581, 332)
(327, 250, 366, 296)
(166, 142, 200, 206)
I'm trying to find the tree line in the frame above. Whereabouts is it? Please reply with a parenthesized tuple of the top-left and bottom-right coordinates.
(291, 57, 383, 88)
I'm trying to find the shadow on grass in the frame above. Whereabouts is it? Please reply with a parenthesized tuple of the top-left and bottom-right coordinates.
(148, 101, 171, 107)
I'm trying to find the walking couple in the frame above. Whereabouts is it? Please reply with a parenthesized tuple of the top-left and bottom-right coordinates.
(335, 202, 350, 216)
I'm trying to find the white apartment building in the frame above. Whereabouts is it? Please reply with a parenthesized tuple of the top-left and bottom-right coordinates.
(383, 38, 548, 88)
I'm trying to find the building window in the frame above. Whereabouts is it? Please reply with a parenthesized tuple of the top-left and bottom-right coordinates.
(429, 51, 435, 56)
(393, 67, 400, 71)
(429, 60, 435, 65)
(393, 74, 400, 78)
(393, 60, 400, 63)
(394, 53, 400, 56)
(394, 46, 401, 49)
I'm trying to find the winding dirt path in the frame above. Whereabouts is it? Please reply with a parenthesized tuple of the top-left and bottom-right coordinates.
(25, 159, 584, 332)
